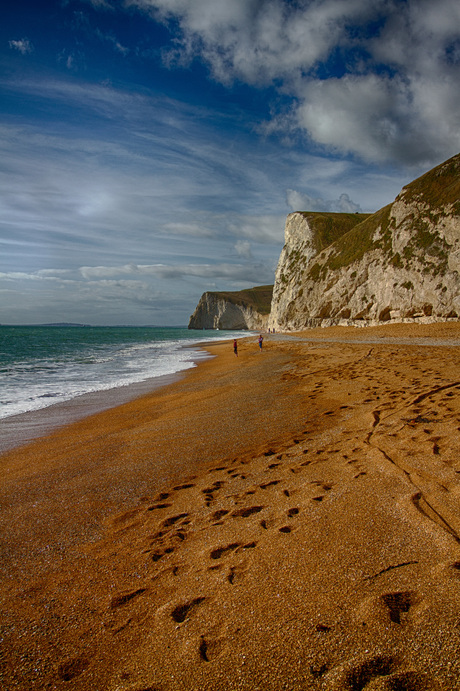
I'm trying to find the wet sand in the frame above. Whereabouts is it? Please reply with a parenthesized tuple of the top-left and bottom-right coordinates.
(1, 322, 460, 690)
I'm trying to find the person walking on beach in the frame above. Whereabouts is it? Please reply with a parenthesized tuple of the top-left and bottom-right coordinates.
(233, 339, 238, 357)
(258, 334, 263, 351)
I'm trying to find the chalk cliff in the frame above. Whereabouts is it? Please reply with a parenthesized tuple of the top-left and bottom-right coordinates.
(188, 286, 273, 330)
(269, 153, 460, 331)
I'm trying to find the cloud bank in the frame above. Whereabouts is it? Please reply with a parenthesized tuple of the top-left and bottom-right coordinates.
(130, 0, 460, 166)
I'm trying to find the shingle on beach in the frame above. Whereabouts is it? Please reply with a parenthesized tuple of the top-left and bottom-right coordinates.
(1, 322, 460, 690)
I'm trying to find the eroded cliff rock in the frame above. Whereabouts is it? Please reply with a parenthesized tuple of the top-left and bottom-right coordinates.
(188, 286, 273, 330)
(269, 153, 460, 331)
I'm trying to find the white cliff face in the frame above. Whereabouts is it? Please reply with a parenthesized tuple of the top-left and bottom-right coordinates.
(269, 155, 460, 332)
(189, 154, 459, 333)
(269, 213, 319, 330)
(188, 293, 269, 330)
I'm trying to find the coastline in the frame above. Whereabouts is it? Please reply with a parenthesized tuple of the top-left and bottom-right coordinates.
(1, 322, 460, 690)
(0, 332, 219, 454)
(0, 370, 186, 454)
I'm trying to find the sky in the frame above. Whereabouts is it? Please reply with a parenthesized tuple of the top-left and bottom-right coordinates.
(1, 0, 460, 326)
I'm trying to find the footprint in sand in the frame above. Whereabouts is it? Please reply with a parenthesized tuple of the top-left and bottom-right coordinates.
(148, 515, 190, 562)
(325, 654, 428, 690)
(311, 481, 333, 491)
(161, 513, 189, 528)
(151, 545, 175, 562)
(211, 509, 229, 523)
(210, 543, 241, 560)
(260, 480, 280, 489)
(227, 564, 248, 585)
(202, 480, 225, 506)
(210, 541, 257, 561)
(198, 632, 228, 662)
(231, 506, 264, 518)
(109, 588, 147, 609)
(380, 591, 414, 624)
(57, 657, 90, 682)
(171, 597, 205, 623)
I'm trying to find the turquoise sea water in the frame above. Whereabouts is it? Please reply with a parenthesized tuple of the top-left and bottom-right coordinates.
(0, 325, 244, 420)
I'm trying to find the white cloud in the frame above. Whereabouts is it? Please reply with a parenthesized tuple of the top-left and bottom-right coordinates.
(129, 0, 460, 166)
(83, 0, 116, 9)
(95, 29, 130, 55)
(286, 189, 362, 213)
(295, 74, 411, 163)
(162, 221, 215, 238)
(80, 261, 273, 283)
(136, 0, 366, 84)
(234, 240, 252, 260)
(334, 193, 362, 214)
(227, 215, 285, 243)
(0, 269, 76, 283)
(8, 38, 34, 54)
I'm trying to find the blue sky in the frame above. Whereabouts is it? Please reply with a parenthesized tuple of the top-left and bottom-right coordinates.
(1, 0, 460, 325)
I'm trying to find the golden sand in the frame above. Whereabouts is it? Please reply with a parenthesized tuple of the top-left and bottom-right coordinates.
(1, 322, 460, 690)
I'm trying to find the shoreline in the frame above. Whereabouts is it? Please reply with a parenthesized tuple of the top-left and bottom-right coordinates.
(0, 371, 183, 454)
(2, 322, 457, 455)
(0, 346, 215, 454)
(1, 322, 460, 690)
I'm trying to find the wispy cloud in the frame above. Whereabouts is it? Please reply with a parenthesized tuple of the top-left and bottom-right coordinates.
(8, 38, 34, 54)
(79, 261, 273, 283)
(1, 0, 455, 325)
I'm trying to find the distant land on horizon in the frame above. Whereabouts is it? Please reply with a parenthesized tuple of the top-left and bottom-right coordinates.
(0, 323, 196, 329)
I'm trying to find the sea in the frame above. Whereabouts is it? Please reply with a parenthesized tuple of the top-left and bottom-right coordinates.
(0, 325, 245, 452)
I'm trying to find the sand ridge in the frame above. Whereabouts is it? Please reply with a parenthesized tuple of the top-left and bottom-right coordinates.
(1, 323, 460, 690)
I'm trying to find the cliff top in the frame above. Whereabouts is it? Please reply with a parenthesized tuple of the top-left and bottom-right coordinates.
(294, 211, 371, 253)
(210, 285, 274, 315)
(399, 151, 460, 211)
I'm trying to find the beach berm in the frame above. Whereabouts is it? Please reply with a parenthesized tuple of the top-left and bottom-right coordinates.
(1, 323, 460, 690)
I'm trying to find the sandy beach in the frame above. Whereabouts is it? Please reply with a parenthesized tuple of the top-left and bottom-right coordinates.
(1, 322, 460, 690)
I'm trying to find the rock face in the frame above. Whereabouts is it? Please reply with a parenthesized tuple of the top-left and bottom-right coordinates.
(269, 153, 460, 331)
(188, 286, 273, 330)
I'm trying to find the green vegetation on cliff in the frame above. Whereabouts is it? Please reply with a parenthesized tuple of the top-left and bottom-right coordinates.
(305, 153, 460, 280)
(323, 204, 393, 272)
(212, 285, 274, 315)
(298, 212, 371, 253)
(281, 212, 370, 284)
(400, 152, 460, 213)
